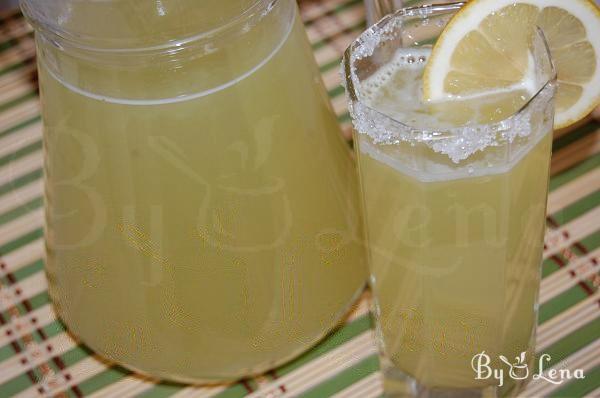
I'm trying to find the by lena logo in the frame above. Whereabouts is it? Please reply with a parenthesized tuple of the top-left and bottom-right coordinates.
(471, 351, 585, 387)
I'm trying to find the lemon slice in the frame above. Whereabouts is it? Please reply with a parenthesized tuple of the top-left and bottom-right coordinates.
(423, 0, 600, 129)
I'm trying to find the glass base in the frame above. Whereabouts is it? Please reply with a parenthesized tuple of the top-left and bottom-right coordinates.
(381, 358, 517, 398)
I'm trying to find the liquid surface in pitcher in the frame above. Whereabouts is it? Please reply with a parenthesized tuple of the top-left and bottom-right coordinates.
(39, 1, 366, 381)
(355, 50, 552, 391)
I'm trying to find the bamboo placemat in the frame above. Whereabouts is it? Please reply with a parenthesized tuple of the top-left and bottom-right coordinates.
(0, 0, 599, 397)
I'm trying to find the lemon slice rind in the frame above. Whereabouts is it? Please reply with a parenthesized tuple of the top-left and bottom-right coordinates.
(423, 0, 600, 129)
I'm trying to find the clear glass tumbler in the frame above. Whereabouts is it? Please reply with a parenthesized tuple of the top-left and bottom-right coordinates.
(343, 3, 556, 397)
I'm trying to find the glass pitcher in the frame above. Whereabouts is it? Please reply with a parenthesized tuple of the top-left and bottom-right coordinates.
(20, 0, 367, 382)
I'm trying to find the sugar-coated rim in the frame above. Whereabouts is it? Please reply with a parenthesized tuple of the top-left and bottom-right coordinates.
(342, 1, 557, 145)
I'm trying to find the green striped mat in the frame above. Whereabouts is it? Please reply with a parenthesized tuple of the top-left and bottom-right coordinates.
(0, 1, 598, 397)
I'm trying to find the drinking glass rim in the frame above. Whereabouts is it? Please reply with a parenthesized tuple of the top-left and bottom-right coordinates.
(342, 1, 557, 142)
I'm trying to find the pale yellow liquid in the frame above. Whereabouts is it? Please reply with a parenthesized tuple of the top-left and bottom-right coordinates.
(355, 57, 552, 390)
(38, 2, 366, 382)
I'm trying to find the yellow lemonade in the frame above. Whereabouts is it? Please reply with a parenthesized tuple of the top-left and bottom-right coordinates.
(35, 0, 366, 381)
(354, 51, 553, 390)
